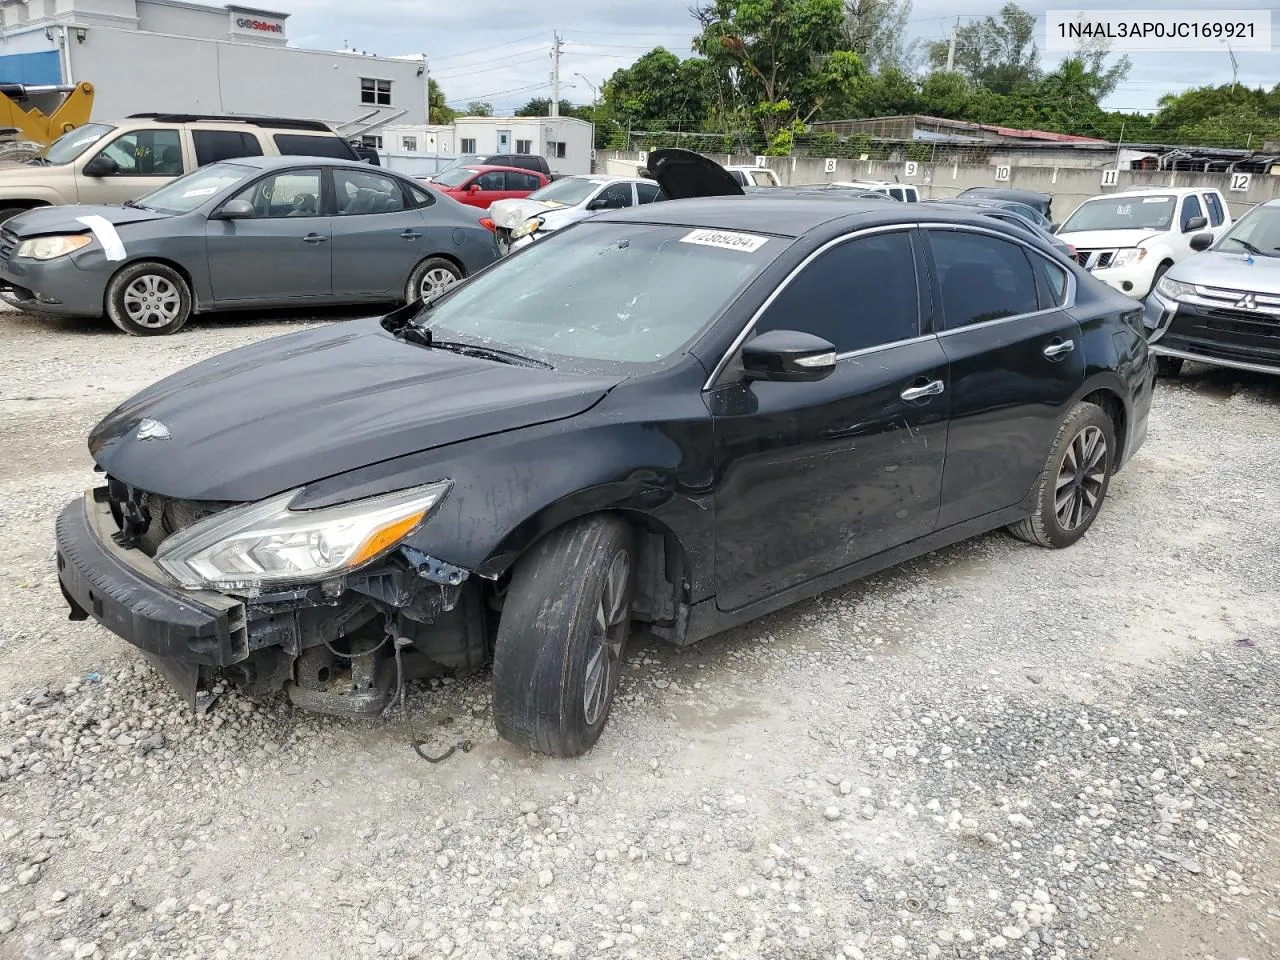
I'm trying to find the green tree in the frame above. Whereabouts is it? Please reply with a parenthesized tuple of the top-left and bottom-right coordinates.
(514, 98, 586, 118)
(926, 2, 1040, 92)
(691, 0, 862, 137)
(1146, 84, 1280, 147)
(428, 79, 456, 125)
(465, 101, 493, 117)
(600, 47, 713, 131)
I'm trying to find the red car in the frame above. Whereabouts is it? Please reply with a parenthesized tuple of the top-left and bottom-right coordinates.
(428, 164, 551, 208)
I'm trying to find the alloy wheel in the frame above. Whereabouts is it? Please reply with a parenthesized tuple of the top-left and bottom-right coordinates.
(123, 275, 182, 329)
(1055, 425, 1108, 531)
(420, 267, 458, 300)
(582, 550, 630, 726)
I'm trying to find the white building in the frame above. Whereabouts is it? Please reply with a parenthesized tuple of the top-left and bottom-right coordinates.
(0, 0, 426, 130)
(454, 116, 593, 175)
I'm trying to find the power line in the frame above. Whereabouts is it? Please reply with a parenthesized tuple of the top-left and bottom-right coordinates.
(429, 32, 546, 65)
(433, 53, 545, 81)
(446, 81, 552, 105)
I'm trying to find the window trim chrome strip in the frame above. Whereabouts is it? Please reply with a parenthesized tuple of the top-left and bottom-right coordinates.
(703, 220, 1077, 391)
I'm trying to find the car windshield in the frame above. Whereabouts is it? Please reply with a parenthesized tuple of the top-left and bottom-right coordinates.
(1062, 196, 1176, 232)
(527, 178, 603, 206)
(33, 122, 114, 165)
(417, 222, 786, 373)
(1217, 204, 1280, 256)
(434, 155, 481, 175)
(134, 162, 252, 214)
(433, 166, 479, 188)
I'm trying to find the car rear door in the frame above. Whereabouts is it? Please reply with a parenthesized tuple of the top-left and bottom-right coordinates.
(923, 225, 1084, 529)
(328, 167, 427, 298)
(710, 228, 949, 611)
(205, 166, 333, 303)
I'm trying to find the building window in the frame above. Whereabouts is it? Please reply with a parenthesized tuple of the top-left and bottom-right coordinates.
(401, 136, 418, 151)
(515, 139, 532, 154)
(360, 78, 392, 106)
(360, 135, 383, 149)
(548, 140, 567, 159)
(460, 138, 476, 153)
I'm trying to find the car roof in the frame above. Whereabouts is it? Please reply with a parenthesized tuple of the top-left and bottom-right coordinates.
(448, 164, 543, 175)
(225, 155, 386, 172)
(591, 195, 998, 237)
(1084, 186, 1218, 200)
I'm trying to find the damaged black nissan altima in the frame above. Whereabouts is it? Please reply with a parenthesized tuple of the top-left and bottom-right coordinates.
(55, 150, 1156, 757)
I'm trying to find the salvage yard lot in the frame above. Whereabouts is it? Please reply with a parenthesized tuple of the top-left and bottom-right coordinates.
(1, 310, 1279, 960)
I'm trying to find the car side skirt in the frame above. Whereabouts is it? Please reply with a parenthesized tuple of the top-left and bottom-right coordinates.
(682, 499, 1032, 646)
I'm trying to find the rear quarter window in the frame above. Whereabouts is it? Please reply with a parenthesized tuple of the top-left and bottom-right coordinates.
(272, 134, 357, 160)
(192, 130, 264, 167)
(1203, 192, 1225, 226)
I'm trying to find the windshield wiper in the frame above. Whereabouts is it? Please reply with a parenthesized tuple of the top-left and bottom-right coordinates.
(122, 200, 150, 210)
(1223, 236, 1270, 257)
(431, 340, 553, 369)
(24, 157, 50, 166)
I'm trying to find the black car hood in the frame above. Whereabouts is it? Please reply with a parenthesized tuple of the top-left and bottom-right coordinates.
(642, 148, 745, 200)
(89, 319, 620, 502)
(6, 203, 171, 237)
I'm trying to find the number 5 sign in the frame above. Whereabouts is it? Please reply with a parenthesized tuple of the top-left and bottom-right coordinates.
(994, 164, 1011, 182)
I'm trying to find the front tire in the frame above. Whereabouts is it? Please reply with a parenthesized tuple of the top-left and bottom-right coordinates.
(105, 262, 192, 336)
(405, 257, 463, 304)
(1007, 401, 1116, 549)
(492, 516, 634, 757)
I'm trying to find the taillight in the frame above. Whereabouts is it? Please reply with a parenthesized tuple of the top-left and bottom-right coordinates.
(479, 217, 496, 233)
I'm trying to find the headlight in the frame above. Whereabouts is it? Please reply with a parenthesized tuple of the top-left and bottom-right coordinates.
(16, 234, 93, 260)
(1155, 275, 1195, 301)
(1110, 247, 1148, 268)
(155, 481, 452, 592)
(512, 216, 543, 239)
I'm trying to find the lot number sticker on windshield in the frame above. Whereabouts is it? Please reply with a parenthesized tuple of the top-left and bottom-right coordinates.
(680, 228, 769, 253)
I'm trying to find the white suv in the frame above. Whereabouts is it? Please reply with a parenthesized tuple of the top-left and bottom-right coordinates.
(829, 180, 919, 202)
(1056, 186, 1232, 299)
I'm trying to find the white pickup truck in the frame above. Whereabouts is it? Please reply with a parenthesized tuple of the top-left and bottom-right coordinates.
(1056, 186, 1233, 299)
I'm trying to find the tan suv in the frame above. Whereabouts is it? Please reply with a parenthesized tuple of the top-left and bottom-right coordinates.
(0, 113, 363, 223)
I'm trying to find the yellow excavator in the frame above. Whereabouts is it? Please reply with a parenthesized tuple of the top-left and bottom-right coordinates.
(0, 81, 94, 161)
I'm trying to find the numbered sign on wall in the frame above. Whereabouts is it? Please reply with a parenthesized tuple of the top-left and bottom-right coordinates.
(637, 151, 648, 165)
(1101, 169, 1119, 187)
(824, 157, 837, 173)
(755, 156, 767, 168)
(1230, 172, 1252, 192)
(994, 164, 1011, 182)
(904, 160, 918, 177)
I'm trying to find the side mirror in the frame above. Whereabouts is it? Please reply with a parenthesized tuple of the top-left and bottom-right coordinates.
(741, 329, 837, 383)
(468, 183, 481, 194)
(215, 198, 255, 220)
(82, 154, 119, 177)
(586, 198, 609, 211)
(1183, 215, 1208, 233)
(1189, 231, 1214, 252)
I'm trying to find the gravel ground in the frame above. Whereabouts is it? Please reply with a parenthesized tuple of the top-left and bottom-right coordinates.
(2, 309, 1279, 960)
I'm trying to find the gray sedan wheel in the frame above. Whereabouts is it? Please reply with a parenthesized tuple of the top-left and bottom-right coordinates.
(105, 262, 193, 337)
(405, 257, 463, 304)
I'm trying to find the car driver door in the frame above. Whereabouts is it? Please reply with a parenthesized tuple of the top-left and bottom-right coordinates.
(709, 227, 950, 612)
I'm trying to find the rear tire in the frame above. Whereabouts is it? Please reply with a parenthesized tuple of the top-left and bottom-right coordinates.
(1156, 356, 1184, 379)
(105, 262, 192, 336)
(1007, 401, 1116, 550)
(405, 257, 463, 304)
(492, 516, 634, 757)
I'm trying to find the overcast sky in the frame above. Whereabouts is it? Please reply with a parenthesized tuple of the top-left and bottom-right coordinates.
(284, 0, 1277, 116)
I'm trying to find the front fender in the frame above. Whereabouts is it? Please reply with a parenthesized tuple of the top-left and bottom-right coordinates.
(292, 402, 718, 601)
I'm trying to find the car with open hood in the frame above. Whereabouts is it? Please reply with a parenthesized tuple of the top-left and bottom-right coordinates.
(0, 156, 499, 335)
(1143, 198, 1280, 377)
(488, 174, 666, 253)
(55, 146, 1155, 758)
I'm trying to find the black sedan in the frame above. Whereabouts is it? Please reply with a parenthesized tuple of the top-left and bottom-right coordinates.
(0, 156, 500, 335)
(54, 186, 1155, 757)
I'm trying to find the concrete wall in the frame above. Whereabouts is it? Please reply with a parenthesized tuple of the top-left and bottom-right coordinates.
(605, 150, 1280, 220)
(0, 23, 425, 126)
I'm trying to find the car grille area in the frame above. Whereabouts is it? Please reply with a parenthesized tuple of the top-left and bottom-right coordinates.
(1164, 301, 1280, 366)
(0, 228, 17, 262)
(1073, 249, 1115, 270)
(98, 476, 229, 557)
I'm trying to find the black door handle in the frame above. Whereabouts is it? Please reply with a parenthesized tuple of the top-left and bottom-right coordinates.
(303, 233, 328, 244)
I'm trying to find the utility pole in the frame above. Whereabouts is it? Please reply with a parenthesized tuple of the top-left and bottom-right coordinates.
(1224, 40, 1238, 93)
(550, 31, 562, 117)
(945, 18, 958, 72)
(423, 56, 431, 124)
